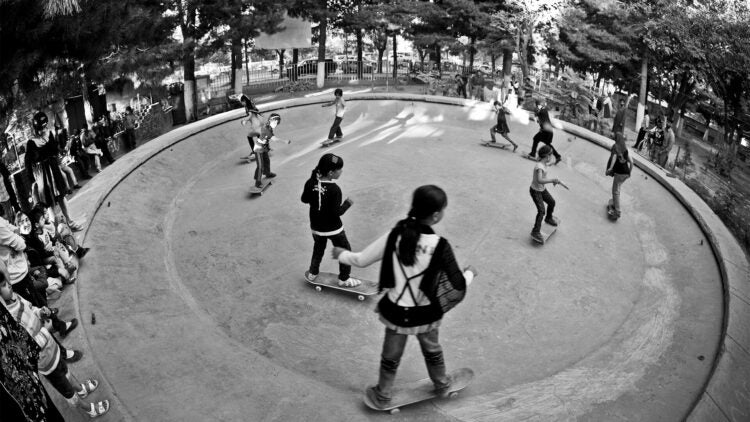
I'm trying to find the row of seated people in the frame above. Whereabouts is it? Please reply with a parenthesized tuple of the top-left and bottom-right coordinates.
(0, 204, 111, 418)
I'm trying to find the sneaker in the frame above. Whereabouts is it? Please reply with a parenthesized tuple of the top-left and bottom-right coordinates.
(434, 375, 453, 397)
(527, 153, 536, 160)
(365, 386, 391, 409)
(255, 181, 263, 188)
(304, 271, 318, 282)
(76, 247, 90, 259)
(60, 318, 78, 338)
(531, 232, 544, 243)
(513, 144, 518, 152)
(265, 172, 277, 178)
(544, 217, 558, 227)
(64, 349, 83, 363)
(338, 277, 362, 288)
(554, 157, 562, 165)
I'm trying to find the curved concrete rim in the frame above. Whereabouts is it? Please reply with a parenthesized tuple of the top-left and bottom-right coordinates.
(68, 92, 749, 421)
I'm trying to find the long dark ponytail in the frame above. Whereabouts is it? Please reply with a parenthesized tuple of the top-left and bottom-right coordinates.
(396, 185, 447, 266)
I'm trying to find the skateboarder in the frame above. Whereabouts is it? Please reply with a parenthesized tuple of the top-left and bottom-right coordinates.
(240, 95, 261, 160)
(528, 100, 562, 164)
(321, 88, 345, 145)
(489, 100, 518, 151)
(331, 185, 477, 409)
(301, 153, 360, 288)
(251, 113, 289, 189)
(530, 145, 563, 243)
(605, 134, 633, 218)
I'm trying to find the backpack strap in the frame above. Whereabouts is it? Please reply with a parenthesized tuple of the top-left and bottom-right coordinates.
(394, 252, 427, 305)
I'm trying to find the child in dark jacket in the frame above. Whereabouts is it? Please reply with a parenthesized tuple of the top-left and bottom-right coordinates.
(301, 153, 360, 287)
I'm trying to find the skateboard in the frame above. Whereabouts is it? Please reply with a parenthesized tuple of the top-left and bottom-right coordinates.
(607, 199, 619, 221)
(305, 272, 378, 301)
(321, 137, 342, 147)
(249, 179, 272, 196)
(480, 141, 516, 152)
(364, 368, 474, 414)
(531, 217, 559, 245)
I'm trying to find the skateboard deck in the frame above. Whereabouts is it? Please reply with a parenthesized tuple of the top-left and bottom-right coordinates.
(321, 137, 342, 147)
(607, 199, 619, 221)
(532, 217, 559, 245)
(305, 272, 378, 301)
(364, 368, 474, 414)
(480, 141, 516, 151)
(249, 179, 272, 195)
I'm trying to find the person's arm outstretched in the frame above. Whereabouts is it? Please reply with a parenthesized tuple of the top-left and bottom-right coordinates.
(534, 166, 562, 187)
(332, 231, 389, 268)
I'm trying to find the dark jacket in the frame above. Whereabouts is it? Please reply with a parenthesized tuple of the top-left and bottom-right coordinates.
(301, 178, 351, 233)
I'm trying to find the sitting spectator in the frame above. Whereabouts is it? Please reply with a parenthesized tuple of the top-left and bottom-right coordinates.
(0, 274, 110, 418)
(81, 128, 103, 172)
(70, 129, 92, 179)
(43, 207, 88, 260)
(16, 209, 74, 285)
(0, 207, 47, 307)
(53, 128, 80, 193)
(93, 118, 115, 165)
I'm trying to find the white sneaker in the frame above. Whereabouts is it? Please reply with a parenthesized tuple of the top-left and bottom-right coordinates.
(304, 271, 317, 282)
(338, 277, 362, 288)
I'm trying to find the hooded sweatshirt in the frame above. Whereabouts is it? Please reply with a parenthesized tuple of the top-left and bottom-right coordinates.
(301, 177, 351, 235)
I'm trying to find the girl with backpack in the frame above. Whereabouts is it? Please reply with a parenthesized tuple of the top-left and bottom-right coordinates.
(331, 185, 477, 408)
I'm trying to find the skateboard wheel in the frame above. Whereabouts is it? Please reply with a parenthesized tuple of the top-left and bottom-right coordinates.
(449, 392, 459, 398)
(389, 408, 400, 415)
(315, 286, 322, 292)
(358, 295, 365, 301)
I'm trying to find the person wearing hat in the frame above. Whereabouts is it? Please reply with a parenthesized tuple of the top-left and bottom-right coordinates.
(250, 113, 290, 188)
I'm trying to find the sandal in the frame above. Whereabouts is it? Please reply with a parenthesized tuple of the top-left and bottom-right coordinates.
(77, 379, 98, 398)
(85, 400, 110, 418)
(338, 278, 362, 288)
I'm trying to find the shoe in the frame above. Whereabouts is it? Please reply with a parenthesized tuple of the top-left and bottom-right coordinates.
(85, 400, 110, 418)
(527, 153, 536, 160)
(73, 184, 81, 189)
(64, 349, 83, 363)
(265, 172, 277, 178)
(69, 220, 84, 232)
(513, 144, 518, 152)
(338, 277, 362, 288)
(554, 157, 562, 165)
(545, 217, 558, 227)
(49, 307, 59, 316)
(531, 232, 544, 243)
(304, 271, 318, 282)
(434, 375, 453, 397)
(66, 190, 73, 195)
(365, 386, 390, 409)
(76, 247, 90, 259)
(255, 182, 263, 188)
(60, 318, 78, 338)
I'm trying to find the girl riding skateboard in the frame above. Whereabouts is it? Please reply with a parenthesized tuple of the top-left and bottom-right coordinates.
(251, 113, 290, 189)
(530, 145, 563, 243)
(489, 100, 518, 151)
(301, 153, 360, 287)
(331, 185, 477, 409)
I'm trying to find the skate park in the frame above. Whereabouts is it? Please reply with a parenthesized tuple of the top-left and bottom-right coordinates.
(61, 93, 749, 422)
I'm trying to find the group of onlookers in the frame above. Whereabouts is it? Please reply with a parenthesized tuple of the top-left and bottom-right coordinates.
(0, 106, 141, 420)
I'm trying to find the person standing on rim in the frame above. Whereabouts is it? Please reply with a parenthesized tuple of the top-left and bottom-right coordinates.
(331, 185, 477, 409)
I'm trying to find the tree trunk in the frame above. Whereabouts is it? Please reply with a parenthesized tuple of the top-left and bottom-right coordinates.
(291, 48, 299, 81)
(490, 54, 496, 75)
(231, 38, 243, 95)
(502, 48, 513, 101)
(392, 33, 398, 80)
(468, 36, 476, 71)
(181, 4, 197, 123)
(317, 17, 327, 88)
(377, 48, 385, 73)
(356, 29, 363, 79)
(635, 55, 648, 133)
(435, 44, 442, 75)
(277, 49, 285, 80)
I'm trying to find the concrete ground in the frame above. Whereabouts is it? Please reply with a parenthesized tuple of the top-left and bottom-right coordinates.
(57, 99, 723, 421)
